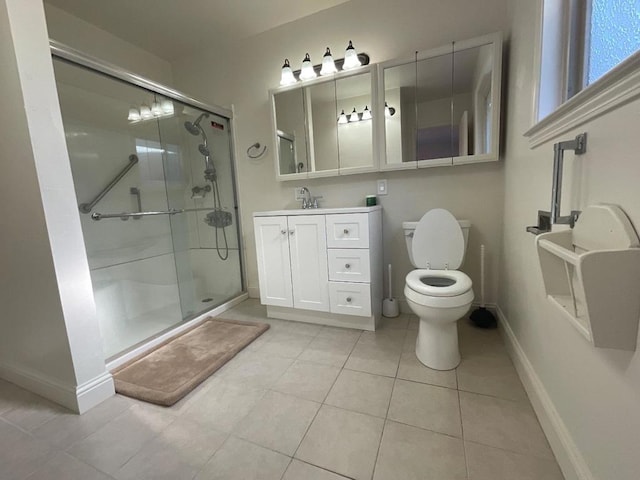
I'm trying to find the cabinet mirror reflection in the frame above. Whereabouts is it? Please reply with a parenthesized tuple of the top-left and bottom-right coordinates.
(271, 67, 376, 180)
(381, 32, 502, 170)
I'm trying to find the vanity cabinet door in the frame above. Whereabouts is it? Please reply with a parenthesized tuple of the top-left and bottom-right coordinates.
(288, 215, 330, 312)
(254, 216, 293, 308)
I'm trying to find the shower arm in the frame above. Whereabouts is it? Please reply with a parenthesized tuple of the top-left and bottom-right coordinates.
(79, 154, 139, 214)
(91, 206, 217, 221)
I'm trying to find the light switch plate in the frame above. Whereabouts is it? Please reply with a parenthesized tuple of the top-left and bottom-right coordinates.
(377, 179, 388, 196)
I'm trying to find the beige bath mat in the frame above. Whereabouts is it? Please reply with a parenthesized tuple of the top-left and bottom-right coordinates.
(112, 317, 269, 406)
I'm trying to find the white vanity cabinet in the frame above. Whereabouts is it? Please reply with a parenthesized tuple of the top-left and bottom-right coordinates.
(253, 206, 383, 330)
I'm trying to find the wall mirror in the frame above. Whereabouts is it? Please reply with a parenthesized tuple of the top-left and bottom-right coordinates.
(379, 32, 502, 171)
(270, 66, 377, 181)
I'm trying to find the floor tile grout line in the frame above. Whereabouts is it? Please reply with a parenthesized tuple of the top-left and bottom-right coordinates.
(289, 329, 364, 462)
(371, 376, 399, 480)
(463, 438, 559, 462)
(457, 389, 470, 479)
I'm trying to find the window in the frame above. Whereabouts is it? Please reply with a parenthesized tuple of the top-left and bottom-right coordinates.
(527, 0, 640, 145)
(587, 0, 640, 84)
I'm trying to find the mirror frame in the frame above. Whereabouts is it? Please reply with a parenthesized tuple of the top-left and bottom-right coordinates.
(269, 65, 379, 181)
(377, 32, 503, 171)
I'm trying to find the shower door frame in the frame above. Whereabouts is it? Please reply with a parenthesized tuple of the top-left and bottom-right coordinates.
(50, 40, 248, 363)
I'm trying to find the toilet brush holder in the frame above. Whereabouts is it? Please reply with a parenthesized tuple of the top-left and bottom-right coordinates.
(383, 297, 399, 317)
(383, 264, 400, 318)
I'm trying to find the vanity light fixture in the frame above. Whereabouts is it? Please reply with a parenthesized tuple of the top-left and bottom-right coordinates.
(128, 99, 175, 123)
(385, 102, 397, 117)
(337, 106, 373, 124)
(140, 103, 153, 120)
(320, 47, 338, 75)
(299, 53, 317, 80)
(151, 101, 163, 116)
(342, 40, 362, 70)
(161, 99, 174, 114)
(280, 58, 297, 85)
(128, 107, 141, 121)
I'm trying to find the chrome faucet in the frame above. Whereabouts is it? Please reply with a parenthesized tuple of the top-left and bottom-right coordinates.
(300, 187, 322, 209)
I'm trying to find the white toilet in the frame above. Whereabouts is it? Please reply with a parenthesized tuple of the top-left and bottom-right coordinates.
(403, 209, 474, 370)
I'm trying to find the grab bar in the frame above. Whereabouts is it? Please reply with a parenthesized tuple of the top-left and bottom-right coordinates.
(79, 154, 139, 213)
(91, 207, 215, 221)
(526, 133, 587, 235)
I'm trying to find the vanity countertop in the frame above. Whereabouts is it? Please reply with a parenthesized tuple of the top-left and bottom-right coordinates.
(253, 205, 382, 217)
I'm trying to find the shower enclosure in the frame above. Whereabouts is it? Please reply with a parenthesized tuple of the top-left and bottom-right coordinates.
(51, 43, 245, 359)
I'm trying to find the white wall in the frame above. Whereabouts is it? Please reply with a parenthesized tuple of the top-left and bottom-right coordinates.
(171, 0, 509, 305)
(501, 1, 640, 479)
(44, 3, 173, 85)
(0, 0, 112, 413)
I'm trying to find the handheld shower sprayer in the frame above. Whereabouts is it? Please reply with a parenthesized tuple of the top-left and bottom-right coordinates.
(184, 113, 209, 136)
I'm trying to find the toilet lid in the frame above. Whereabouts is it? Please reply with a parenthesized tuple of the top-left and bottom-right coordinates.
(412, 209, 464, 270)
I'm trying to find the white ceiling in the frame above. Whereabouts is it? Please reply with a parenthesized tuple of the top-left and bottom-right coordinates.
(45, 0, 351, 60)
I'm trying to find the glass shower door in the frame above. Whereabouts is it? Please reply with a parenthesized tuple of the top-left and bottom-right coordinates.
(53, 57, 244, 360)
(157, 100, 243, 319)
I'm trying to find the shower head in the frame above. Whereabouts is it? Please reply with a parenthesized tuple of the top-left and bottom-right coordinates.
(184, 112, 210, 136)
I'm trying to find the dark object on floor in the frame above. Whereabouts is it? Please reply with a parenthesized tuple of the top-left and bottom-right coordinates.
(112, 317, 269, 406)
(470, 306, 497, 328)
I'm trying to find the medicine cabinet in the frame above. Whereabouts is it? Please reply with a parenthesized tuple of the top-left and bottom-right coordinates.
(270, 32, 502, 181)
(378, 32, 502, 170)
(270, 66, 378, 181)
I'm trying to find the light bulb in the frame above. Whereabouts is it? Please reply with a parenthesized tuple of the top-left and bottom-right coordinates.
(337, 109, 348, 124)
(128, 107, 141, 121)
(349, 107, 360, 122)
(280, 58, 297, 86)
(299, 53, 317, 80)
(342, 40, 361, 70)
(385, 102, 396, 117)
(361, 105, 372, 120)
(140, 104, 152, 119)
(161, 99, 174, 114)
(320, 47, 337, 75)
(151, 101, 163, 116)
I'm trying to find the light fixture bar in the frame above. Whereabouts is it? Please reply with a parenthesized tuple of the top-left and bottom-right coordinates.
(291, 53, 370, 78)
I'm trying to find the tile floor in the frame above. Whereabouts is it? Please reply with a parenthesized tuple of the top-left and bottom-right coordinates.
(0, 299, 565, 480)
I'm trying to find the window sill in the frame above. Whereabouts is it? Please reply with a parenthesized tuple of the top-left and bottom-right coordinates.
(525, 51, 640, 148)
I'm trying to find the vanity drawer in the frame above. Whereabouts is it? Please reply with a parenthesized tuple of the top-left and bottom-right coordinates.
(329, 282, 371, 317)
(328, 249, 370, 283)
(326, 213, 369, 248)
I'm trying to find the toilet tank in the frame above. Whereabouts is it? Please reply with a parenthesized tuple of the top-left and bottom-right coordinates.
(402, 220, 471, 268)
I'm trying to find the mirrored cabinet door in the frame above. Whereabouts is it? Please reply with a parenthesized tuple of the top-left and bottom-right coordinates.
(307, 80, 339, 177)
(273, 87, 309, 179)
(452, 35, 501, 165)
(416, 49, 454, 168)
(336, 70, 376, 175)
(381, 60, 416, 169)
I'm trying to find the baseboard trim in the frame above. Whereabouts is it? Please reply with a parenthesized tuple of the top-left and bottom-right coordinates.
(247, 286, 260, 299)
(75, 372, 115, 414)
(496, 305, 594, 480)
(0, 362, 113, 414)
(106, 292, 249, 371)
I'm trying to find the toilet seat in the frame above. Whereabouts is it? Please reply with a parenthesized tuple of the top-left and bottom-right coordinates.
(406, 269, 472, 297)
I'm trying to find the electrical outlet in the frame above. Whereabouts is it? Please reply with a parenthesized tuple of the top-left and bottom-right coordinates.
(294, 187, 306, 200)
(377, 179, 388, 196)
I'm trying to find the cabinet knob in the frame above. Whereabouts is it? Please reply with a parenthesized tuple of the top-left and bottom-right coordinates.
(289, 229, 295, 235)
(343, 228, 349, 235)
(346, 297, 352, 303)
(345, 263, 351, 269)
(280, 230, 287, 235)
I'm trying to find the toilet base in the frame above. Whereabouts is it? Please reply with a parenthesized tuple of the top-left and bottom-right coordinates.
(415, 319, 460, 370)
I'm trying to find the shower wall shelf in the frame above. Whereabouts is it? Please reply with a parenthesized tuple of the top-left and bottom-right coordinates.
(536, 204, 640, 351)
